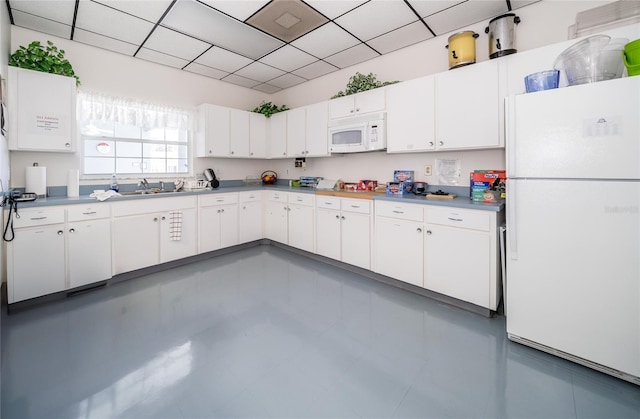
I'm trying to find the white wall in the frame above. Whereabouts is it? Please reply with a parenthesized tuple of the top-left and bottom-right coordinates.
(1, 3, 11, 192)
(7, 1, 621, 188)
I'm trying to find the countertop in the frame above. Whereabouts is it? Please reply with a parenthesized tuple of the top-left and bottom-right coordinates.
(9, 185, 505, 212)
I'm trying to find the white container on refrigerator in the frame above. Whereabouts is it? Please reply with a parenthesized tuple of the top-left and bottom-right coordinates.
(506, 76, 640, 385)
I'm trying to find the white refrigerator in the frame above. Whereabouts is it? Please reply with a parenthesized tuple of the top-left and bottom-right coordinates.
(506, 76, 640, 385)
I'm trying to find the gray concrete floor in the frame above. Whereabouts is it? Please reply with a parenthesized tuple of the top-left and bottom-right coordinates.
(2, 245, 639, 418)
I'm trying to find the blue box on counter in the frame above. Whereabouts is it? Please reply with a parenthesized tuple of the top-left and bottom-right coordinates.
(386, 181, 414, 195)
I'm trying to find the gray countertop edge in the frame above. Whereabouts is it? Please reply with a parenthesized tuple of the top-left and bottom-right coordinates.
(9, 185, 504, 212)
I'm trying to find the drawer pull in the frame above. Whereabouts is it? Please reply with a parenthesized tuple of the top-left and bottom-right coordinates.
(82, 211, 97, 215)
(448, 217, 463, 222)
(297, 198, 303, 202)
(324, 202, 334, 205)
(350, 205, 360, 208)
(392, 210, 404, 214)
(30, 216, 47, 220)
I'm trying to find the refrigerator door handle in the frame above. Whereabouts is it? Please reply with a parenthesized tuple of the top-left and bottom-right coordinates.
(505, 95, 517, 176)
(507, 179, 518, 260)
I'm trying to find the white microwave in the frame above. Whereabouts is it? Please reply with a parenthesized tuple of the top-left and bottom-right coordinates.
(328, 112, 386, 153)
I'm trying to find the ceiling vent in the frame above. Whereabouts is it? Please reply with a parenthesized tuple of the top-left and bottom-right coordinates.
(247, 0, 329, 43)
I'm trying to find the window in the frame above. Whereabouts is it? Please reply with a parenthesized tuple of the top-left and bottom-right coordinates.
(78, 92, 192, 177)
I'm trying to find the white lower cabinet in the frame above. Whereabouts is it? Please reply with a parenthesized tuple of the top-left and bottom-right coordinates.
(6, 204, 112, 304)
(374, 201, 424, 287)
(239, 191, 263, 243)
(199, 193, 239, 253)
(424, 207, 501, 310)
(316, 197, 372, 269)
(265, 191, 315, 251)
(112, 196, 197, 275)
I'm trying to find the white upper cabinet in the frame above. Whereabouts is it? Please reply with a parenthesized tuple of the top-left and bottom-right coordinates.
(196, 104, 230, 157)
(286, 107, 306, 158)
(268, 112, 288, 158)
(305, 101, 329, 157)
(435, 59, 505, 150)
(8, 67, 77, 152)
(249, 113, 268, 158)
(387, 75, 436, 153)
(229, 109, 250, 157)
(286, 102, 330, 158)
(329, 88, 386, 119)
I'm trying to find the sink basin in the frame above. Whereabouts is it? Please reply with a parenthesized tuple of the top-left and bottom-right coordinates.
(119, 190, 178, 196)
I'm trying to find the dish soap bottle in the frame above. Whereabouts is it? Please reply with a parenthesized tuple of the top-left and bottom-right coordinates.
(110, 174, 119, 192)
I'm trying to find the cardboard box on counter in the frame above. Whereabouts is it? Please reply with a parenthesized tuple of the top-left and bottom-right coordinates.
(470, 170, 506, 202)
(388, 170, 414, 195)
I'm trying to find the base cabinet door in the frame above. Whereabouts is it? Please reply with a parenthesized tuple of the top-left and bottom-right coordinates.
(160, 208, 197, 263)
(374, 217, 424, 287)
(239, 200, 262, 243)
(68, 219, 112, 289)
(316, 208, 341, 260)
(8, 225, 66, 303)
(112, 215, 159, 274)
(425, 223, 491, 308)
(287, 204, 314, 252)
(219, 206, 239, 248)
(341, 212, 370, 269)
(265, 200, 288, 243)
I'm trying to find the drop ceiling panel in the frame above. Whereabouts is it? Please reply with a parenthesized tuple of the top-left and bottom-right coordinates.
(408, 1, 465, 19)
(73, 28, 139, 55)
(235, 61, 286, 83)
(304, 1, 367, 19)
(253, 83, 281, 94)
(259, 46, 317, 72)
(9, 0, 75, 25)
(136, 48, 190, 69)
(75, 1, 155, 45)
(199, 0, 270, 21)
(184, 63, 229, 79)
(425, 0, 509, 35)
(335, 0, 420, 42)
(367, 21, 434, 55)
(143, 26, 210, 61)
(194, 46, 253, 73)
(11, 10, 72, 39)
(291, 60, 338, 79)
(324, 43, 379, 69)
(291, 22, 360, 59)
(267, 73, 306, 89)
(223, 74, 262, 88)
(93, 0, 174, 23)
(161, 0, 284, 59)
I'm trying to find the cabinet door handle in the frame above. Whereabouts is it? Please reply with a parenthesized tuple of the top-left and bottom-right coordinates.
(69, 228, 75, 233)
(417, 227, 422, 233)
(426, 230, 432, 235)
(447, 217, 463, 222)
(161, 216, 166, 220)
(283, 152, 286, 156)
(153, 217, 158, 222)
(30, 216, 47, 220)
(335, 215, 340, 219)
(355, 108, 360, 112)
(57, 230, 64, 235)
(243, 206, 246, 210)
(429, 141, 434, 146)
(439, 141, 444, 146)
(65, 143, 71, 148)
(341, 216, 345, 220)
(82, 211, 97, 215)
(230, 151, 234, 155)
(221, 209, 224, 213)
(350, 109, 354, 114)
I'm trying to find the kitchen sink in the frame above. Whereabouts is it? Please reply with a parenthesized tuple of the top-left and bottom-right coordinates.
(119, 190, 179, 196)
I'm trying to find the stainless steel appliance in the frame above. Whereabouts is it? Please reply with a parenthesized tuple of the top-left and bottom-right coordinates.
(485, 13, 520, 59)
(203, 169, 219, 188)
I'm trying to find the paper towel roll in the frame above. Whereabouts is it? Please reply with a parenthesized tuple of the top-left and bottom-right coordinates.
(67, 169, 79, 198)
(26, 166, 46, 197)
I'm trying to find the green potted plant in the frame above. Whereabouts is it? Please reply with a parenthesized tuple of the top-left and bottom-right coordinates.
(9, 40, 81, 86)
(250, 101, 289, 118)
(331, 72, 399, 99)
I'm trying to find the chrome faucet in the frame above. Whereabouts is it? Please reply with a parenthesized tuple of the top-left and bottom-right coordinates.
(138, 178, 150, 191)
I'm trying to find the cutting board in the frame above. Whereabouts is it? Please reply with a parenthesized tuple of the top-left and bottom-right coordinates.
(426, 193, 456, 200)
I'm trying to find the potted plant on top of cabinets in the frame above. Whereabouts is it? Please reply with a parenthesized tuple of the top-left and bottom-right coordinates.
(9, 40, 81, 86)
(331, 72, 399, 99)
(250, 101, 289, 117)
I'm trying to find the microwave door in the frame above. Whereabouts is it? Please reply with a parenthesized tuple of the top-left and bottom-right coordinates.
(331, 129, 364, 152)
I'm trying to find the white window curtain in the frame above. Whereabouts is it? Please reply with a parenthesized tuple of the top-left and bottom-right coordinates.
(77, 91, 192, 131)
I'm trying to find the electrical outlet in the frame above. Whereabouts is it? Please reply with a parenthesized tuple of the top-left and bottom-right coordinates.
(424, 165, 432, 176)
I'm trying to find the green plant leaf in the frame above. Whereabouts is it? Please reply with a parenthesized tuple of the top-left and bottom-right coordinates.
(250, 101, 290, 118)
(9, 40, 81, 86)
(330, 72, 399, 99)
